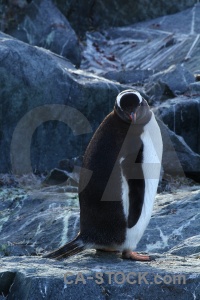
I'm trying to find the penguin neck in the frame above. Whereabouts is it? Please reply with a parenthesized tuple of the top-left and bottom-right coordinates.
(114, 105, 152, 126)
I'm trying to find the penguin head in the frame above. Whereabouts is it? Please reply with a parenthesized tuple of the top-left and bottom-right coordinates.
(114, 89, 151, 124)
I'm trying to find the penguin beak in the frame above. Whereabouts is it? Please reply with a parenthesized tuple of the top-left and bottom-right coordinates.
(130, 112, 137, 123)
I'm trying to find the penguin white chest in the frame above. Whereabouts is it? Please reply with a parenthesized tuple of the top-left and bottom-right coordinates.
(120, 114, 163, 251)
(120, 158, 129, 219)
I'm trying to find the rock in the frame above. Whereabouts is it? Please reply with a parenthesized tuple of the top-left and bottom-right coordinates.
(144, 65, 195, 103)
(187, 82, 200, 95)
(58, 156, 83, 185)
(16, 0, 81, 67)
(156, 119, 200, 182)
(0, 270, 16, 299)
(56, 0, 197, 36)
(43, 163, 82, 187)
(102, 69, 154, 85)
(0, 183, 200, 299)
(59, 156, 83, 172)
(169, 235, 200, 256)
(0, 32, 127, 174)
(0, 174, 19, 188)
(42, 168, 69, 185)
(0, 254, 199, 299)
(0, 0, 27, 33)
(0, 0, 197, 37)
(81, 4, 200, 74)
(0, 186, 80, 254)
(155, 100, 200, 182)
(81, 28, 174, 74)
(139, 186, 200, 255)
(155, 97, 200, 155)
(133, 3, 200, 35)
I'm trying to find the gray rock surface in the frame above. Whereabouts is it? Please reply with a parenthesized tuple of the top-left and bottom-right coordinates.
(0, 0, 197, 36)
(0, 31, 126, 174)
(16, 0, 81, 67)
(81, 4, 200, 74)
(55, 0, 197, 35)
(155, 97, 200, 154)
(42, 168, 70, 186)
(102, 69, 154, 85)
(156, 119, 200, 182)
(188, 82, 200, 95)
(144, 65, 195, 102)
(0, 183, 199, 299)
(0, 254, 199, 300)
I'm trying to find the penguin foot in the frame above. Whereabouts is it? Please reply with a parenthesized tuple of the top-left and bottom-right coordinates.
(122, 251, 153, 261)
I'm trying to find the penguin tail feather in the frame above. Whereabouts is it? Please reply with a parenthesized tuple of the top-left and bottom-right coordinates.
(43, 235, 84, 260)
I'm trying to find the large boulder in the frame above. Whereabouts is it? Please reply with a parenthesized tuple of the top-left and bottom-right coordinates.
(144, 65, 195, 103)
(55, 0, 197, 35)
(155, 97, 200, 154)
(0, 253, 199, 299)
(157, 119, 200, 182)
(102, 69, 154, 85)
(154, 97, 200, 182)
(0, 0, 197, 36)
(81, 5, 200, 75)
(13, 0, 81, 67)
(0, 32, 126, 174)
(187, 82, 200, 95)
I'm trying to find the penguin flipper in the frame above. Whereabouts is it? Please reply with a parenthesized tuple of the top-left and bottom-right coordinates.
(43, 235, 84, 259)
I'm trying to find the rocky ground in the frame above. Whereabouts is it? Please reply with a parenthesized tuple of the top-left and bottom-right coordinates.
(0, 176, 200, 299)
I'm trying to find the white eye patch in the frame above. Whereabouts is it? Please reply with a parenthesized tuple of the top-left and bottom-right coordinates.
(116, 90, 143, 109)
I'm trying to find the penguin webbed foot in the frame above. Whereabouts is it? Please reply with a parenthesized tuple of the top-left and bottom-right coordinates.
(122, 250, 155, 261)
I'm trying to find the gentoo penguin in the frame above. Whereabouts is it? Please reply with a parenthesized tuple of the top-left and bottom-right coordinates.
(44, 89, 163, 261)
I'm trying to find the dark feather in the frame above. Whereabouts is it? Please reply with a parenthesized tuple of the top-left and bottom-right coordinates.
(43, 236, 84, 259)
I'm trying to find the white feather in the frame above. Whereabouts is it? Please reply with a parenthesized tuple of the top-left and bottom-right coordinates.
(121, 113, 163, 251)
(119, 157, 129, 219)
(117, 90, 142, 109)
(121, 171, 129, 219)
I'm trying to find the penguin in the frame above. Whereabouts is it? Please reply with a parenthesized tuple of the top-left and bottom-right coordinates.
(43, 89, 163, 261)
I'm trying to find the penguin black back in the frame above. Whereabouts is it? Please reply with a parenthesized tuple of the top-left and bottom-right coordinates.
(79, 111, 130, 245)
